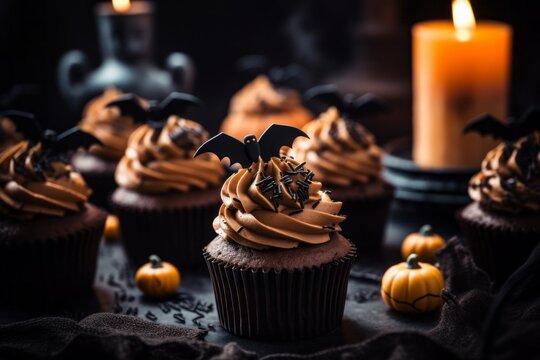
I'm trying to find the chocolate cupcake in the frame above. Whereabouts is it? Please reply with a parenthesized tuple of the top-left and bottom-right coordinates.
(0, 141, 107, 307)
(203, 155, 355, 340)
(221, 75, 313, 140)
(457, 132, 540, 284)
(72, 88, 142, 209)
(289, 107, 393, 252)
(110, 116, 225, 268)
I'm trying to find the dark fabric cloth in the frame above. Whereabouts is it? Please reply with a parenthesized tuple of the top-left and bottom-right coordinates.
(1, 238, 539, 360)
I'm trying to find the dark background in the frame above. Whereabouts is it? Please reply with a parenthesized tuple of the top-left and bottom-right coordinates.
(0, 0, 539, 135)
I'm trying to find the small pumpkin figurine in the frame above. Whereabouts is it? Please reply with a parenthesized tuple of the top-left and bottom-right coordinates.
(381, 253, 444, 314)
(135, 255, 180, 299)
(401, 224, 445, 263)
(103, 215, 120, 241)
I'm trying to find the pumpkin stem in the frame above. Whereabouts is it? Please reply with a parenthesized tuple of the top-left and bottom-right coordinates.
(149, 255, 163, 268)
(419, 224, 433, 236)
(406, 254, 421, 269)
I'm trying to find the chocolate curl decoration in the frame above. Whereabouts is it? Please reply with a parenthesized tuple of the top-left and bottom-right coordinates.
(305, 84, 388, 120)
(463, 107, 540, 141)
(105, 92, 201, 141)
(193, 124, 309, 168)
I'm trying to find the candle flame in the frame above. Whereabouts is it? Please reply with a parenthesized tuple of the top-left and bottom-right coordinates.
(112, 0, 131, 13)
(452, 0, 476, 42)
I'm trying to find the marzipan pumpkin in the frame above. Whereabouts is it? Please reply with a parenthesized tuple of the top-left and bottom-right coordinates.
(381, 253, 444, 314)
(401, 224, 445, 263)
(103, 215, 120, 240)
(135, 255, 180, 299)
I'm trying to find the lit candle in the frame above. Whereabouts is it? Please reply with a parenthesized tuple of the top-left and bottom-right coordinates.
(412, 0, 512, 168)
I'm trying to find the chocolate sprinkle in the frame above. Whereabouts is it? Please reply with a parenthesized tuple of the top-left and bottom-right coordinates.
(236, 226, 245, 233)
(312, 199, 321, 209)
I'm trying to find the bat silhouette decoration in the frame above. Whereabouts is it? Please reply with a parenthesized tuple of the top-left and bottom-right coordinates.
(105, 92, 201, 129)
(194, 124, 309, 168)
(463, 107, 540, 141)
(236, 55, 309, 89)
(305, 84, 388, 119)
(0, 110, 101, 155)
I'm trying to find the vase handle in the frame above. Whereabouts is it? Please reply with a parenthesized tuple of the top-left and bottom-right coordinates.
(57, 50, 89, 108)
(166, 52, 196, 93)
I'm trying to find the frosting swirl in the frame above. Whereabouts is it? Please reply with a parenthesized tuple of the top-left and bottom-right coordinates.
(0, 116, 24, 152)
(229, 75, 303, 114)
(116, 116, 225, 193)
(469, 132, 540, 213)
(80, 88, 141, 160)
(214, 156, 345, 250)
(290, 107, 383, 187)
(0, 141, 92, 218)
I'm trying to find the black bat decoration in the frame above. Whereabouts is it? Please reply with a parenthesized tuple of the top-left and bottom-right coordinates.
(463, 107, 540, 141)
(305, 84, 388, 119)
(105, 92, 201, 128)
(236, 55, 309, 89)
(0, 110, 101, 155)
(194, 124, 309, 168)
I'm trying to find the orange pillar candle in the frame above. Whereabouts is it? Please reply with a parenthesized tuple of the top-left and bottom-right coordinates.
(412, 0, 512, 168)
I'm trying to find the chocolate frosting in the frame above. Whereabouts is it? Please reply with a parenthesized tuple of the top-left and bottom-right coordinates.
(116, 116, 225, 193)
(0, 116, 24, 152)
(214, 156, 345, 250)
(0, 141, 92, 218)
(80, 88, 141, 160)
(290, 107, 383, 187)
(229, 75, 303, 114)
(469, 132, 540, 213)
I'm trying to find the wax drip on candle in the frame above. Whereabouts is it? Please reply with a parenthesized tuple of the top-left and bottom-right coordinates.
(112, 0, 131, 13)
(452, 0, 476, 42)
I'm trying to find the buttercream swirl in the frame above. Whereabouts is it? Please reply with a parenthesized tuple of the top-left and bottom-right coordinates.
(0, 116, 24, 152)
(290, 107, 383, 186)
(80, 87, 141, 160)
(229, 75, 303, 114)
(469, 132, 540, 213)
(214, 156, 345, 250)
(116, 116, 225, 193)
(0, 141, 92, 218)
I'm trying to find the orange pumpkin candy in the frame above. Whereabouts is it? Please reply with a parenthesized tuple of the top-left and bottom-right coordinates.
(135, 255, 180, 299)
(381, 254, 444, 313)
(401, 225, 445, 263)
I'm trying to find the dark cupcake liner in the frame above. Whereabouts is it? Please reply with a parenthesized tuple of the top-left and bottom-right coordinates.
(0, 221, 105, 308)
(112, 200, 220, 269)
(203, 245, 356, 340)
(80, 170, 117, 211)
(337, 188, 393, 253)
(457, 212, 540, 285)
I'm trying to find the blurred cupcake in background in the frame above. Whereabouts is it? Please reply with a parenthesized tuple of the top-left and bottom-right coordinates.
(72, 88, 144, 209)
(221, 75, 312, 140)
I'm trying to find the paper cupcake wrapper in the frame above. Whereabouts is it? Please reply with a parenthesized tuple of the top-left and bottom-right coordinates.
(457, 212, 540, 285)
(203, 245, 356, 340)
(112, 200, 220, 269)
(338, 190, 393, 253)
(0, 221, 104, 308)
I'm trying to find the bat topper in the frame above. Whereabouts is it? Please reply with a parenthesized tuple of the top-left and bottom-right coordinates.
(463, 107, 540, 142)
(105, 92, 201, 139)
(0, 110, 101, 157)
(194, 124, 309, 168)
(236, 55, 310, 90)
(305, 84, 388, 120)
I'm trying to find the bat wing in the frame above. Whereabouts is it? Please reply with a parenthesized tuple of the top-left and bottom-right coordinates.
(463, 114, 510, 140)
(105, 94, 147, 123)
(0, 110, 42, 142)
(194, 132, 250, 168)
(347, 93, 388, 119)
(516, 107, 540, 138)
(258, 124, 309, 162)
(304, 84, 344, 109)
(157, 92, 201, 120)
(50, 127, 102, 154)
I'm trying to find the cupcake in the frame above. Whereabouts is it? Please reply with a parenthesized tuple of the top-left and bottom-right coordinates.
(457, 132, 540, 285)
(0, 141, 107, 307)
(72, 88, 142, 209)
(221, 75, 312, 140)
(110, 116, 225, 268)
(289, 107, 393, 252)
(202, 154, 355, 340)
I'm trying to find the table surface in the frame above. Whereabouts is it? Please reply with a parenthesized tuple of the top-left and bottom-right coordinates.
(0, 199, 464, 357)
